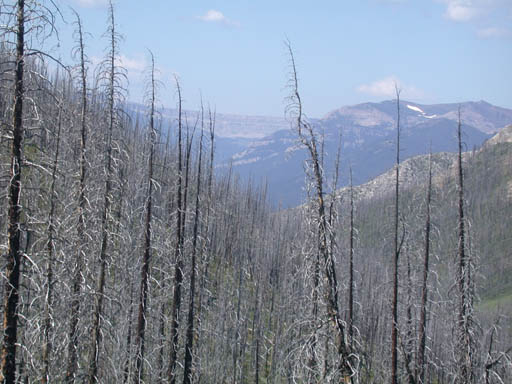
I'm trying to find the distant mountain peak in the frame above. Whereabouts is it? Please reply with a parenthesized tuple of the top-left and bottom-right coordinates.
(224, 99, 512, 206)
(321, 99, 512, 134)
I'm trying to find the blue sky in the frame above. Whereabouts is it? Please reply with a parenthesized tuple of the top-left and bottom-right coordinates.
(57, 0, 512, 117)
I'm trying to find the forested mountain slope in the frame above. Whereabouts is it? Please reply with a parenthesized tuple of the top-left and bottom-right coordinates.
(346, 125, 512, 311)
(0, 2, 510, 383)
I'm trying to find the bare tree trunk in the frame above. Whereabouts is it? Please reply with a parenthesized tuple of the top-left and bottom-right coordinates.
(349, 166, 355, 351)
(391, 86, 401, 384)
(195, 109, 215, 380)
(417, 150, 432, 384)
(168, 77, 185, 384)
(42, 103, 63, 384)
(308, 242, 320, 381)
(405, 248, 416, 384)
(1, 2, 25, 382)
(87, 4, 120, 381)
(456, 108, 473, 384)
(183, 108, 205, 384)
(285, 41, 352, 382)
(16, 233, 31, 384)
(123, 282, 134, 384)
(156, 124, 174, 384)
(133, 51, 157, 384)
(66, 12, 88, 384)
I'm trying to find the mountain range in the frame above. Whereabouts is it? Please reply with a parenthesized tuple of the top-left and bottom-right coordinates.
(128, 99, 512, 207)
(221, 100, 512, 206)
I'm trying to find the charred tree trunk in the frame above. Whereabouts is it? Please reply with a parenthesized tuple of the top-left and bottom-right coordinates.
(391, 87, 401, 384)
(1, 2, 25, 382)
(42, 103, 63, 384)
(349, 166, 355, 350)
(87, 4, 120, 382)
(417, 150, 432, 384)
(286, 41, 352, 382)
(456, 108, 473, 384)
(133, 51, 157, 384)
(195, 109, 215, 379)
(183, 109, 205, 384)
(65, 12, 88, 384)
(308, 248, 320, 380)
(168, 77, 185, 384)
(123, 282, 134, 384)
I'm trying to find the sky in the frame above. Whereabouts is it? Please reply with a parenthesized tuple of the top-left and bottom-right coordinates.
(50, 0, 512, 117)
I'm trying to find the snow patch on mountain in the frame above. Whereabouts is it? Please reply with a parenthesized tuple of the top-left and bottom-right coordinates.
(407, 104, 437, 120)
(407, 104, 424, 114)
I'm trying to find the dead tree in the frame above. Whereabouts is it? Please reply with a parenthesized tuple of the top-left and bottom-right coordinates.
(455, 108, 474, 384)
(168, 75, 185, 384)
(391, 85, 401, 384)
(285, 40, 353, 382)
(86, 2, 125, 381)
(41, 95, 63, 384)
(133, 50, 157, 384)
(194, 107, 216, 380)
(348, 166, 355, 350)
(1, 2, 62, 382)
(65, 11, 89, 383)
(1, 2, 26, 382)
(183, 106, 205, 384)
(416, 150, 433, 384)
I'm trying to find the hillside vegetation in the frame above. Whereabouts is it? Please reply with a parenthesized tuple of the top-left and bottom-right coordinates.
(356, 127, 512, 306)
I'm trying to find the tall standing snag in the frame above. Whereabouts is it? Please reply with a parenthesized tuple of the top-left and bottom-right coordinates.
(41, 98, 64, 384)
(348, 166, 355, 351)
(65, 11, 89, 384)
(417, 149, 433, 384)
(133, 50, 157, 384)
(183, 105, 205, 384)
(1, 1, 61, 381)
(285, 41, 353, 382)
(85, 2, 126, 382)
(168, 76, 185, 384)
(1, 2, 25, 382)
(455, 108, 474, 384)
(391, 86, 401, 384)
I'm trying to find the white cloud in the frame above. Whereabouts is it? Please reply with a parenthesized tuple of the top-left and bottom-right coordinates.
(437, 1, 512, 38)
(198, 10, 226, 22)
(116, 55, 146, 72)
(91, 54, 146, 73)
(445, 2, 479, 21)
(356, 76, 424, 99)
(74, 0, 108, 8)
(438, 0, 510, 22)
(477, 26, 510, 38)
(197, 10, 240, 27)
